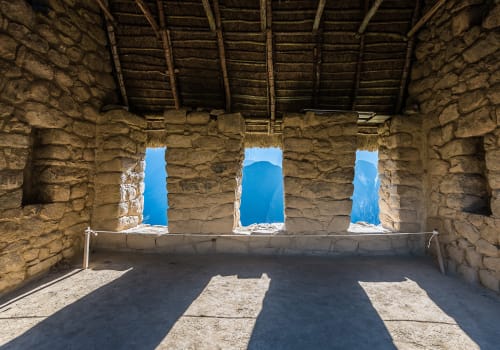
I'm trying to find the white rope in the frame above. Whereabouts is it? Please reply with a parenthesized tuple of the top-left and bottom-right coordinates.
(427, 229, 439, 249)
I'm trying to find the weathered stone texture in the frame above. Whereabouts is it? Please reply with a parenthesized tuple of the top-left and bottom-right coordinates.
(165, 110, 245, 234)
(377, 115, 424, 233)
(408, 0, 500, 292)
(283, 112, 357, 234)
(92, 110, 146, 231)
(0, 1, 115, 295)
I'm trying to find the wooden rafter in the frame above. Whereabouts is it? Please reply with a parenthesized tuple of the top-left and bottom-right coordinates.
(407, 0, 446, 38)
(156, 0, 180, 109)
(94, 0, 117, 26)
(135, 0, 161, 38)
(358, 0, 384, 34)
(396, 0, 421, 113)
(352, 0, 370, 110)
(313, 0, 326, 32)
(262, 0, 275, 132)
(202, 0, 231, 112)
(98, 0, 128, 106)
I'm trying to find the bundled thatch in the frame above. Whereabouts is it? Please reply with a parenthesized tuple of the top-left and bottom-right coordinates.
(357, 134, 379, 151)
(104, 0, 419, 123)
(244, 133, 283, 148)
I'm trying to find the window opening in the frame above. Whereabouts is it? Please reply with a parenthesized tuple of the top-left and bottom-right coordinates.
(239, 147, 284, 226)
(22, 128, 51, 206)
(351, 150, 380, 225)
(143, 147, 168, 225)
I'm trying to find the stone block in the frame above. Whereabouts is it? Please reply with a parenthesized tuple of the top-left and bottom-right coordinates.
(476, 239, 499, 257)
(127, 234, 157, 250)
(334, 238, 358, 253)
(479, 269, 499, 292)
(458, 264, 479, 284)
(216, 237, 249, 254)
(95, 232, 127, 249)
(358, 236, 392, 253)
(218, 113, 245, 134)
(456, 107, 496, 138)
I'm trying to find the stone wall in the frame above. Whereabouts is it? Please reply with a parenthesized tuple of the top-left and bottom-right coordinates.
(378, 115, 425, 232)
(92, 110, 147, 231)
(165, 109, 245, 234)
(0, 1, 115, 294)
(408, 0, 500, 291)
(283, 112, 357, 234)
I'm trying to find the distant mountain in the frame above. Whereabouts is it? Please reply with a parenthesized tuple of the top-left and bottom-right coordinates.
(351, 159, 380, 224)
(143, 149, 168, 225)
(240, 161, 284, 226)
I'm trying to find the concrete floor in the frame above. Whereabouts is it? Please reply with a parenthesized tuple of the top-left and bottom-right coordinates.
(1, 253, 499, 350)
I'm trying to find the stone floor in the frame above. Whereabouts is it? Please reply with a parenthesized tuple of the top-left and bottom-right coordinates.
(1, 253, 499, 350)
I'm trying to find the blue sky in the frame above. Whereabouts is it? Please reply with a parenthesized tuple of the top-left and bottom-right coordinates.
(244, 147, 283, 167)
(356, 150, 378, 165)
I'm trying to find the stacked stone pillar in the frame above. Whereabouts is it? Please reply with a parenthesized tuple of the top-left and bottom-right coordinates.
(165, 110, 245, 234)
(283, 111, 357, 234)
(92, 110, 146, 231)
(378, 115, 425, 233)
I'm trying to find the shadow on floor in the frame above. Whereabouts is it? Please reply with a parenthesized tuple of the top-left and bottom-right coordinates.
(1, 254, 499, 350)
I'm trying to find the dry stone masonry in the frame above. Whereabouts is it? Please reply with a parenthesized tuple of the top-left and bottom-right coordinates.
(283, 112, 358, 234)
(165, 109, 245, 234)
(92, 109, 146, 231)
(0, 1, 115, 293)
(407, 0, 500, 291)
(378, 115, 425, 233)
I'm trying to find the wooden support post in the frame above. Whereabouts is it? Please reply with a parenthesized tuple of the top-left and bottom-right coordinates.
(202, 0, 231, 112)
(407, 0, 446, 38)
(157, 0, 180, 109)
(135, 0, 161, 38)
(358, 0, 384, 34)
(395, 0, 420, 114)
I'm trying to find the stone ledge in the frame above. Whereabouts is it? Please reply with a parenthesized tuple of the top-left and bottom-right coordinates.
(93, 232, 426, 256)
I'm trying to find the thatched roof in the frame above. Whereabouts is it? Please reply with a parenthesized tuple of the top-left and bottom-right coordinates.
(100, 0, 428, 127)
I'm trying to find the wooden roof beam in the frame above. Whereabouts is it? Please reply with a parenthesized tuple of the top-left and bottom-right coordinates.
(396, 0, 421, 113)
(262, 0, 276, 132)
(312, 0, 326, 33)
(358, 0, 384, 34)
(352, 0, 370, 110)
(95, 0, 117, 26)
(407, 0, 446, 38)
(157, 0, 180, 109)
(135, 0, 161, 38)
(202, 0, 231, 112)
(99, 1, 128, 106)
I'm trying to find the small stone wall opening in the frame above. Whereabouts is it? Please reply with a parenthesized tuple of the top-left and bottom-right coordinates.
(22, 128, 52, 206)
(143, 147, 168, 226)
(461, 137, 492, 216)
(239, 147, 284, 227)
(351, 150, 381, 226)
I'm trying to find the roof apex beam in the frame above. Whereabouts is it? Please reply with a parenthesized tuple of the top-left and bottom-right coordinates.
(260, 0, 267, 31)
(135, 0, 161, 39)
(407, 0, 446, 38)
(312, 0, 326, 33)
(358, 0, 384, 34)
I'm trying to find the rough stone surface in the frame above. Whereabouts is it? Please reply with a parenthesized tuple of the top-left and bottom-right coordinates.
(0, 1, 115, 294)
(408, 0, 500, 293)
(92, 110, 146, 231)
(283, 112, 357, 234)
(378, 116, 424, 233)
(165, 110, 245, 234)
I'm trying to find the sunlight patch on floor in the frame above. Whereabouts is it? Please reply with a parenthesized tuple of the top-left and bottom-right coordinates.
(160, 273, 271, 349)
(359, 279, 479, 349)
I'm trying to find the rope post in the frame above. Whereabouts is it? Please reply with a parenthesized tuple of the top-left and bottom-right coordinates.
(83, 227, 97, 270)
(433, 229, 445, 275)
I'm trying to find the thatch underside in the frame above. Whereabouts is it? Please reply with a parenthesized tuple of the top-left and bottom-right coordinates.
(105, 0, 420, 124)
